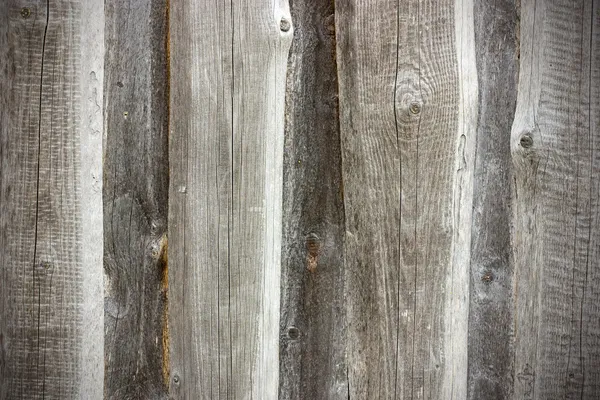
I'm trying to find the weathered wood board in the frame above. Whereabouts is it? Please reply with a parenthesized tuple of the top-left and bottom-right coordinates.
(103, 0, 169, 398)
(335, 0, 477, 398)
(511, 0, 600, 398)
(0, 0, 104, 398)
(168, 0, 292, 398)
(467, 0, 518, 398)
(278, 0, 347, 399)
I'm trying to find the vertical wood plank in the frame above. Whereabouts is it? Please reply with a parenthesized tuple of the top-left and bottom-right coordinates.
(168, 0, 292, 398)
(102, 0, 169, 398)
(278, 0, 347, 399)
(467, 1, 519, 399)
(511, 0, 600, 398)
(335, 0, 477, 397)
(0, 0, 104, 398)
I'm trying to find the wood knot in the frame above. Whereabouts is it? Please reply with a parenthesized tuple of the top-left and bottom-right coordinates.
(323, 14, 335, 36)
(280, 18, 291, 32)
(519, 134, 533, 149)
(305, 233, 320, 272)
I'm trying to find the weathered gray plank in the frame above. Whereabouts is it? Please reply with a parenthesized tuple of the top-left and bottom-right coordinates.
(467, 1, 519, 399)
(103, 0, 169, 398)
(335, 0, 477, 398)
(278, 0, 347, 399)
(168, 0, 292, 398)
(0, 0, 104, 398)
(511, 0, 600, 398)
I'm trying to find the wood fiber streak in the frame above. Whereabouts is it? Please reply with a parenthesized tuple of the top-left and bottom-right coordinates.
(0, 0, 103, 398)
(168, 0, 292, 398)
(278, 0, 347, 399)
(467, 1, 518, 399)
(335, 0, 476, 398)
(103, 0, 169, 399)
(511, 0, 600, 399)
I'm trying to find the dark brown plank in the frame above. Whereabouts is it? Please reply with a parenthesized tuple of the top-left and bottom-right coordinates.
(278, 0, 347, 399)
(0, 0, 104, 398)
(103, 0, 169, 398)
(467, 0, 519, 399)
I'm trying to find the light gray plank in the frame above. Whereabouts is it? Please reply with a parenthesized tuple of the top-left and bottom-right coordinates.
(335, 0, 477, 398)
(467, 0, 519, 399)
(103, 0, 169, 398)
(511, 0, 600, 398)
(0, 0, 104, 398)
(168, 0, 292, 398)
(79, 0, 104, 397)
(278, 0, 347, 399)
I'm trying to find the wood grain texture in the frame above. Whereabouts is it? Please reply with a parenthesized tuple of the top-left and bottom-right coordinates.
(467, 1, 518, 399)
(103, 0, 169, 398)
(0, 0, 104, 398)
(511, 0, 600, 398)
(335, 0, 477, 398)
(168, 0, 292, 398)
(278, 0, 347, 399)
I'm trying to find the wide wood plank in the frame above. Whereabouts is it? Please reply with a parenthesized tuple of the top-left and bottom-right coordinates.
(335, 0, 477, 398)
(103, 0, 169, 398)
(467, 1, 519, 399)
(0, 0, 104, 398)
(278, 0, 347, 399)
(168, 0, 292, 398)
(511, 0, 600, 398)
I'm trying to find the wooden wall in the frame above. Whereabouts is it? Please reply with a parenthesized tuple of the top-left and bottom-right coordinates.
(0, 0, 599, 399)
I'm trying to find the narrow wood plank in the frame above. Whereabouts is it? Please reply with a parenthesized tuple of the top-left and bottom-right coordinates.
(467, 1, 519, 399)
(0, 0, 104, 398)
(511, 0, 600, 398)
(102, 0, 169, 398)
(168, 0, 292, 398)
(335, 0, 477, 398)
(278, 0, 347, 399)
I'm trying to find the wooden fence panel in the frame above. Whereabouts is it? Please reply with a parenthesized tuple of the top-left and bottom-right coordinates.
(168, 0, 292, 398)
(103, 0, 169, 399)
(0, 0, 104, 398)
(278, 0, 347, 399)
(511, 0, 600, 398)
(1, 1, 600, 399)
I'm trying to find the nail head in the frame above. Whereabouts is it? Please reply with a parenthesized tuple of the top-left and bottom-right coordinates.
(287, 326, 300, 340)
(20, 8, 30, 19)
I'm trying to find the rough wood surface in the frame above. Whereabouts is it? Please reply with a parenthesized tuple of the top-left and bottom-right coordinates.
(511, 0, 600, 398)
(335, 0, 477, 398)
(467, 1, 518, 399)
(168, 0, 292, 398)
(102, 0, 169, 398)
(278, 0, 347, 399)
(0, 0, 104, 398)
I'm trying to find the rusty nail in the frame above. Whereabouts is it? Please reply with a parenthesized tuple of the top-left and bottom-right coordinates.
(20, 8, 30, 19)
(481, 272, 494, 283)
